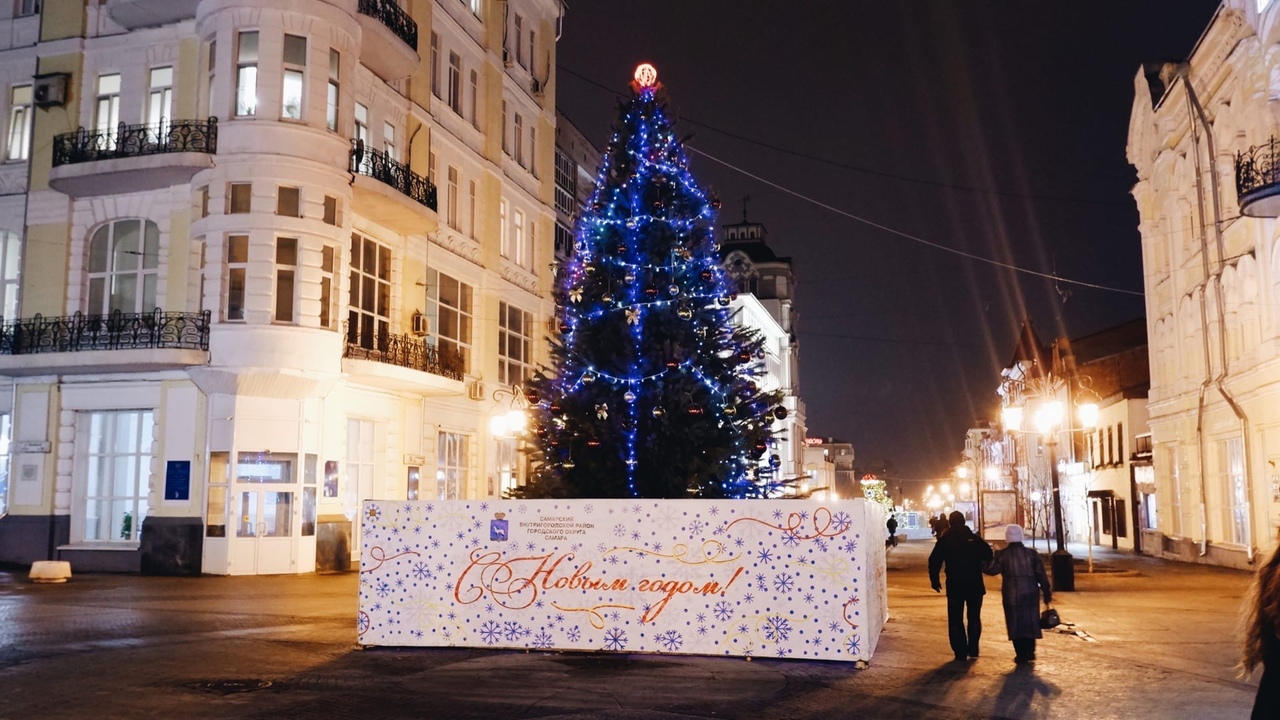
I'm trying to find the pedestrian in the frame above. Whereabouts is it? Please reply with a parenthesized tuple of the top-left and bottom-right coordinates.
(1241, 536, 1280, 719)
(931, 514, 946, 540)
(983, 524, 1052, 664)
(886, 514, 898, 548)
(928, 510, 994, 661)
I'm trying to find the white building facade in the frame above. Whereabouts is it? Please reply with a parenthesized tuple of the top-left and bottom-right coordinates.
(0, 0, 562, 574)
(1127, 0, 1280, 567)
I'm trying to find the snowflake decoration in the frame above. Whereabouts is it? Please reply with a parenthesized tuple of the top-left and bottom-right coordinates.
(763, 615, 792, 643)
(614, 524, 627, 537)
(841, 538, 859, 555)
(656, 630, 684, 651)
(845, 634, 862, 655)
(604, 627, 628, 651)
(375, 580, 392, 598)
(567, 626, 582, 642)
(533, 631, 555, 649)
(713, 601, 734, 622)
(503, 621, 524, 641)
(832, 511, 853, 533)
(758, 549, 774, 564)
(689, 519, 705, 534)
(755, 573, 769, 590)
(479, 620, 501, 644)
(773, 573, 795, 593)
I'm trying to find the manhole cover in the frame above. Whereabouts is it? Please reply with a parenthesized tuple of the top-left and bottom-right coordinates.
(191, 679, 274, 695)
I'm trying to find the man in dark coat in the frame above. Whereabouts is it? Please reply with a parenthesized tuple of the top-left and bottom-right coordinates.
(928, 510, 994, 661)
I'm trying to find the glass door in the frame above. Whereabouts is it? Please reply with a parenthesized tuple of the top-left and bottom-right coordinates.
(229, 452, 298, 575)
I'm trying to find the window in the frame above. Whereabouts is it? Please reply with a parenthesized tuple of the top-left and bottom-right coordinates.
(276, 186, 300, 217)
(275, 237, 297, 323)
(319, 245, 337, 329)
(498, 301, 532, 385)
(348, 419, 376, 515)
(147, 67, 173, 128)
(196, 185, 209, 219)
(426, 269, 472, 372)
(15, 0, 40, 17)
(207, 452, 229, 537)
(95, 73, 121, 147)
(468, 0, 481, 18)
(554, 149, 575, 215)
(555, 221, 573, 258)
(7, 85, 31, 161)
(77, 410, 154, 544)
(447, 52, 461, 114)
(469, 69, 478, 127)
(323, 195, 338, 225)
(87, 219, 159, 315)
(0, 413, 9, 517)
(354, 103, 368, 145)
(228, 182, 251, 213)
(437, 431, 468, 499)
(499, 199, 509, 257)
(430, 32, 440, 97)
(1223, 437, 1247, 544)
(303, 454, 317, 536)
(446, 166, 458, 229)
(206, 40, 216, 117)
(513, 113, 523, 166)
(348, 233, 390, 350)
(501, 100, 508, 154)
(1165, 444, 1182, 537)
(1117, 422, 1124, 462)
(496, 436, 523, 497)
(282, 34, 306, 119)
(529, 126, 536, 176)
(236, 31, 259, 117)
(326, 49, 340, 131)
(0, 231, 20, 319)
(514, 15, 524, 68)
(468, 180, 476, 238)
(407, 466, 420, 501)
(528, 28, 536, 77)
(513, 209, 525, 266)
(384, 122, 396, 161)
(225, 234, 249, 321)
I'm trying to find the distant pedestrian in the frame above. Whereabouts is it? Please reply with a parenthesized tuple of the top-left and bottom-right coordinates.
(1241, 536, 1280, 719)
(928, 510, 994, 661)
(886, 515, 898, 548)
(931, 514, 947, 540)
(983, 524, 1052, 664)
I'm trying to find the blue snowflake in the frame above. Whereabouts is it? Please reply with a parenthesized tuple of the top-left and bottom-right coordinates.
(713, 525, 726, 536)
(608, 611, 622, 622)
(652, 542, 663, 553)
(771, 509, 784, 521)
(479, 502, 489, 511)
(431, 539, 441, 549)
(394, 577, 405, 589)
(743, 593, 754, 604)
(782, 533, 801, 548)
(533, 631, 554, 649)
(698, 625, 708, 636)
(696, 612, 707, 624)
(526, 542, 537, 551)
(738, 623, 750, 634)
(411, 629, 424, 639)
(758, 548, 774, 564)
(773, 573, 795, 593)
(554, 613, 565, 624)
(485, 603, 495, 614)
(479, 620, 501, 644)
(424, 503, 435, 514)
(472, 520, 482, 530)
(797, 510, 810, 522)
(604, 627, 628, 651)
(631, 531, 642, 541)
(606, 555, 620, 565)
(436, 563, 445, 573)
(518, 504, 528, 514)
(829, 621, 842, 633)
(535, 599, 545, 609)
(841, 538, 858, 555)
(776, 646, 792, 658)
(656, 630, 683, 651)
(614, 524, 627, 537)
(763, 616, 792, 643)
(584, 504, 594, 513)
(455, 531, 465, 540)
(734, 537, 746, 548)
(713, 601, 734, 621)
(832, 511, 853, 533)
(375, 580, 392, 598)
(631, 504, 643, 515)
(755, 573, 769, 590)
(503, 621, 524, 641)
(597, 543, 609, 553)
(689, 520, 706, 534)
(357, 614, 370, 633)
(447, 611, 457, 621)
(412, 525, 423, 535)
(814, 538, 828, 552)
(803, 592, 815, 604)
(567, 626, 582, 642)
(709, 505, 720, 516)
(846, 634, 862, 655)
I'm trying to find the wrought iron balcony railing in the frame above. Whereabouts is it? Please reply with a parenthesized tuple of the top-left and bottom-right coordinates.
(357, 0, 419, 51)
(52, 118, 218, 167)
(0, 310, 211, 355)
(343, 322, 464, 381)
(349, 139, 438, 211)
(1236, 137, 1280, 209)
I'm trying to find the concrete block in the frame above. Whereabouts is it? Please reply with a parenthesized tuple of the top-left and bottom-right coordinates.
(29, 560, 72, 583)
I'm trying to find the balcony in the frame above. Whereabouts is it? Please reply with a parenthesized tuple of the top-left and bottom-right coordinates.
(0, 310, 211, 376)
(357, 0, 420, 81)
(1235, 137, 1280, 217)
(106, 0, 199, 29)
(349, 140, 438, 235)
(342, 323, 465, 395)
(49, 118, 217, 198)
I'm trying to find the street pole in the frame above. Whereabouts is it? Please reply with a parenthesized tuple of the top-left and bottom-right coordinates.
(1048, 437, 1075, 591)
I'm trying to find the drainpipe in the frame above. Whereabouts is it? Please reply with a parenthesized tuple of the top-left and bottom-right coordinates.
(1179, 63, 1257, 563)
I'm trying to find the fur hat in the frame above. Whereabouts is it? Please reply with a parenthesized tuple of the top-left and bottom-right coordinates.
(1005, 524, 1024, 543)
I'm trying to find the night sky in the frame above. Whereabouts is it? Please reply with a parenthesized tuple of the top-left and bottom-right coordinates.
(554, 2, 1220, 483)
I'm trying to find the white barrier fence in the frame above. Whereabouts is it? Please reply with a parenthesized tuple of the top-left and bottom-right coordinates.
(358, 498, 888, 662)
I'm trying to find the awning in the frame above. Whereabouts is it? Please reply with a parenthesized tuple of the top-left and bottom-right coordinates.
(1086, 489, 1116, 499)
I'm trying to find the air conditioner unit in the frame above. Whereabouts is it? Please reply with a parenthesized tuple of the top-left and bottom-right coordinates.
(411, 313, 429, 336)
(468, 381, 486, 401)
(33, 73, 70, 108)
(530, 78, 544, 96)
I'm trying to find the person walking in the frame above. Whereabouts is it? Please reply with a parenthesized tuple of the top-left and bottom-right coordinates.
(983, 524, 1052, 664)
(886, 514, 898, 548)
(1241, 536, 1280, 719)
(928, 510, 993, 661)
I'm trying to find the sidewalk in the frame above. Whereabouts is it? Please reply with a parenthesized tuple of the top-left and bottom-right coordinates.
(0, 541, 1261, 719)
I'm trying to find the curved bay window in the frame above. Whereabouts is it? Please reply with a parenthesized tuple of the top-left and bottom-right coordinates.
(87, 219, 160, 314)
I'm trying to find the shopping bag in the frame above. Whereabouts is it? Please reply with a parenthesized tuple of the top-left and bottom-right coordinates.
(1039, 606, 1061, 629)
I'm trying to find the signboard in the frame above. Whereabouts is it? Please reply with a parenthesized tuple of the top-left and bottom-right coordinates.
(164, 461, 191, 501)
(358, 498, 887, 662)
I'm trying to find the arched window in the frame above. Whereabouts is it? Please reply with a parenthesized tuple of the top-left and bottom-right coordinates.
(87, 219, 160, 314)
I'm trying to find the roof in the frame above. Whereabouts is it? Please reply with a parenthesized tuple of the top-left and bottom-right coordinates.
(1006, 319, 1050, 374)
(1062, 318, 1147, 365)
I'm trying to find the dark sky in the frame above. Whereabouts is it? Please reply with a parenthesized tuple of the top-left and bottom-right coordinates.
(554, 1, 1219, 482)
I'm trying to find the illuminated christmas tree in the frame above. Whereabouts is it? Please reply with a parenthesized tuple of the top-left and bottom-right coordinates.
(519, 64, 785, 499)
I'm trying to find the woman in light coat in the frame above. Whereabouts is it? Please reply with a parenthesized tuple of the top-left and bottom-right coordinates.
(983, 524, 1051, 663)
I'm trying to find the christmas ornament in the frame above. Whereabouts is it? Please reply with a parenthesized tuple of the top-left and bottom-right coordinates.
(596, 403, 609, 419)
(687, 405, 704, 416)
(773, 406, 789, 420)
(634, 63, 658, 89)
(569, 287, 583, 303)
(677, 305, 693, 320)
(668, 284, 680, 296)
(724, 405, 737, 416)
(626, 307, 640, 325)
(582, 372, 596, 384)
(717, 296, 731, 307)
(651, 406, 665, 418)
(623, 390, 636, 403)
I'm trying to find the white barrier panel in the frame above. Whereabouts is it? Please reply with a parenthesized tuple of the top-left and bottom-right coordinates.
(358, 498, 888, 662)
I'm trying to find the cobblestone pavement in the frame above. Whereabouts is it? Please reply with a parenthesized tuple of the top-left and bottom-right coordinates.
(0, 541, 1260, 719)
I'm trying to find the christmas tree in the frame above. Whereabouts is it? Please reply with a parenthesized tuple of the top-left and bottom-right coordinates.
(519, 64, 785, 499)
